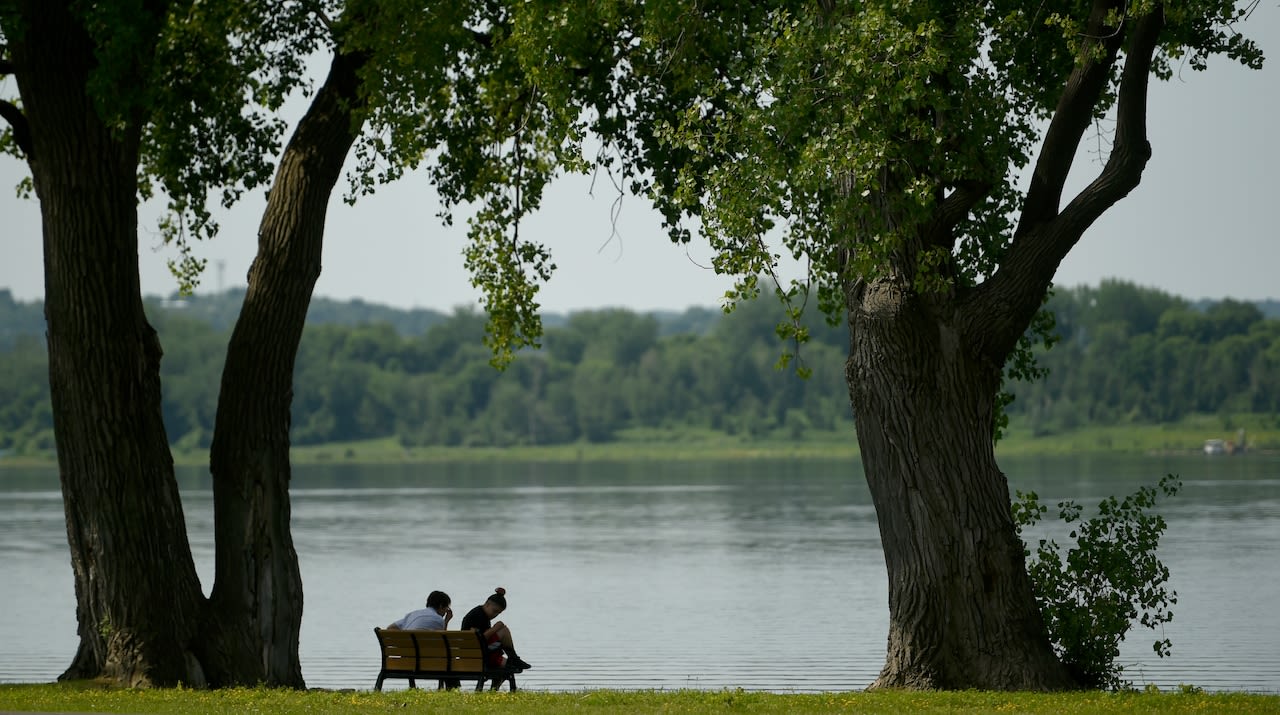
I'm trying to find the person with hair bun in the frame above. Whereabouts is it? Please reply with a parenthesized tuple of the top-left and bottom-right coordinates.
(460, 587, 532, 671)
(387, 590, 453, 630)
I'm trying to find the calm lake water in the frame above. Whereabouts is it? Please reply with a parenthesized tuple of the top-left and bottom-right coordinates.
(0, 455, 1277, 693)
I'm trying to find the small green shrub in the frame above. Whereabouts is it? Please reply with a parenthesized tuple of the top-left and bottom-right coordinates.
(1013, 474, 1181, 690)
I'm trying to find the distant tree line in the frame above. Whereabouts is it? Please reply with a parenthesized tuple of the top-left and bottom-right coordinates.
(1011, 280, 1280, 433)
(1, 282, 1278, 455)
(0, 288, 850, 453)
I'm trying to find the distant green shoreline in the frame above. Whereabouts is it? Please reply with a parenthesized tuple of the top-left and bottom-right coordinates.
(3, 417, 1277, 470)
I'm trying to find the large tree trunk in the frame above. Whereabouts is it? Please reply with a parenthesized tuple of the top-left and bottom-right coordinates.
(202, 50, 368, 688)
(848, 279, 1075, 690)
(10, 1, 207, 687)
(836, 4, 1163, 691)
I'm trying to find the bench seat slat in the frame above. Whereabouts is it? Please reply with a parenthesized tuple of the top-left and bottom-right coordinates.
(385, 658, 480, 672)
(386, 656, 482, 669)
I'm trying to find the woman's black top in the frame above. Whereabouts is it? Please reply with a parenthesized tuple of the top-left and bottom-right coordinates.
(461, 604, 490, 634)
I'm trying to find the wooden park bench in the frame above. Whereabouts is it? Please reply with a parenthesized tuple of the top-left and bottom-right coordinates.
(373, 627, 519, 692)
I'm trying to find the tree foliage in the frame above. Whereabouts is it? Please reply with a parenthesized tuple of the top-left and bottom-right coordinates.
(430, 1, 1263, 356)
(1013, 474, 1182, 691)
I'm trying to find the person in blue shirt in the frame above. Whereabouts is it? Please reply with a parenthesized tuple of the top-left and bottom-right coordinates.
(387, 590, 453, 630)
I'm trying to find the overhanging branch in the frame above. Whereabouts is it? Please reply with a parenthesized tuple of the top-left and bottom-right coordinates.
(964, 3, 1166, 362)
(1054, 6, 1163, 238)
(0, 99, 34, 159)
(1015, 0, 1128, 235)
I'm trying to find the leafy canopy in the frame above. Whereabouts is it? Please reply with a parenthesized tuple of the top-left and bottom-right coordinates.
(448, 0, 1262, 361)
(2, 0, 559, 362)
(2, 2, 1264, 368)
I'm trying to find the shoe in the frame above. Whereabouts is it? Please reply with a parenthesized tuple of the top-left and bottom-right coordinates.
(507, 656, 532, 671)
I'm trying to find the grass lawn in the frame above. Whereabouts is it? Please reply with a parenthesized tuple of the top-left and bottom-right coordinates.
(1, 683, 1279, 714)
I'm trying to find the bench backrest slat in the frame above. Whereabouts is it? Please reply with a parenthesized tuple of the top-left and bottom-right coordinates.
(374, 628, 489, 675)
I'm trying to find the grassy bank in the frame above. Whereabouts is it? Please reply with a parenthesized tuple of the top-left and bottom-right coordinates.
(282, 427, 863, 466)
(1, 684, 1278, 715)
(995, 413, 1280, 457)
(4, 415, 1278, 469)
(227, 417, 1280, 465)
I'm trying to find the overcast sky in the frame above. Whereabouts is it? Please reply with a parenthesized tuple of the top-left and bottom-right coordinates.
(2, 8, 1277, 314)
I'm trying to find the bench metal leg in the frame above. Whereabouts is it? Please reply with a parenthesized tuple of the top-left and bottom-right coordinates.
(489, 674, 517, 691)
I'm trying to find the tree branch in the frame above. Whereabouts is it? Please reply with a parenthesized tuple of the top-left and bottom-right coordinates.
(0, 38, 15, 76)
(1015, 0, 1129, 235)
(964, 3, 1165, 362)
(0, 99, 34, 159)
(929, 179, 991, 244)
(1054, 7, 1162, 239)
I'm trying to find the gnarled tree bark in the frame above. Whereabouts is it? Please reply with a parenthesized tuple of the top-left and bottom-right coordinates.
(202, 49, 369, 688)
(849, 280, 1073, 689)
(8, 0, 207, 687)
(849, 2, 1164, 689)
